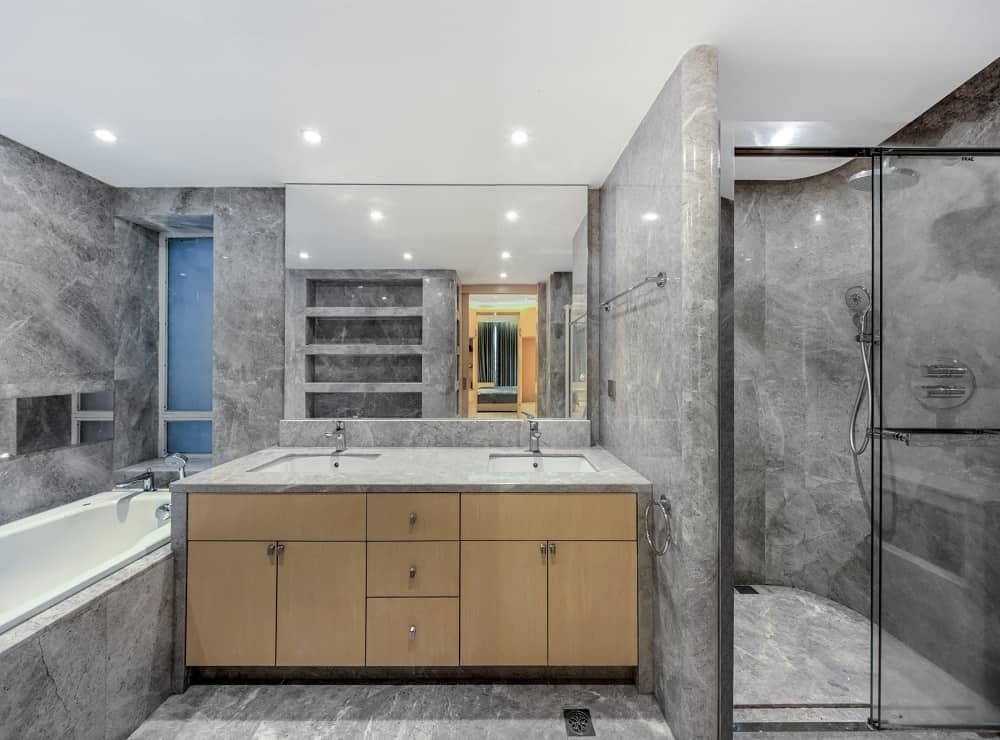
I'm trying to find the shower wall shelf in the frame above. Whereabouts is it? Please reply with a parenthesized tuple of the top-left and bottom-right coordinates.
(873, 428, 1000, 447)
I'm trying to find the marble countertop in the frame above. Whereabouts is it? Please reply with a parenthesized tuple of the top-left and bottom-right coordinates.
(170, 446, 650, 494)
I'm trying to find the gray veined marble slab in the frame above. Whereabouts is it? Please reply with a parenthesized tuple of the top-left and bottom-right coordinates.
(168, 445, 650, 494)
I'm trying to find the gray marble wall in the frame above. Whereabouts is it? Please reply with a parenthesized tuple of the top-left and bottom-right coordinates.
(598, 45, 722, 739)
(0, 135, 158, 525)
(536, 280, 549, 413)
(544, 271, 572, 417)
(587, 190, 602, 442)
(117, 187, 286, 464)
(0, 549, 173, 739)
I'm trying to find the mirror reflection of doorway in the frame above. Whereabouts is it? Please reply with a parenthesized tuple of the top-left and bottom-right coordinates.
(462, 290, 538, 418)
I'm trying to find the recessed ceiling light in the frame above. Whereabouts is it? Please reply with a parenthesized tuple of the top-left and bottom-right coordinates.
(510, 129, 529, 146)
(403, 252, 413, 261)
(814, 212, 823, 223)
(499, 272, 508, 279)
(299, 252, 310, 260)
(500, 251, 511, 260)
(505, 210, 519, 222)
(370, 209, 384, 222)
(641, 212, 660, 222)
(301, 129, 322, 145)
(93, 129, 117, 143)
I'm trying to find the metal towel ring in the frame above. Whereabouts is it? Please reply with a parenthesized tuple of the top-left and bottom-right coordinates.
(644, 495, 671, 556)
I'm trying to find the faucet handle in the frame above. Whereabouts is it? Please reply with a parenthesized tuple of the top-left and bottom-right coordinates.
(335, 420, 346, 431)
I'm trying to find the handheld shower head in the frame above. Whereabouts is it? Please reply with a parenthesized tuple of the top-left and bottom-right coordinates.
(845, 286, 872, 332)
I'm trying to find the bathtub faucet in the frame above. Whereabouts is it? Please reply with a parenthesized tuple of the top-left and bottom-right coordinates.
(165, 453, 188, 479)
(115, 470, 156, 492)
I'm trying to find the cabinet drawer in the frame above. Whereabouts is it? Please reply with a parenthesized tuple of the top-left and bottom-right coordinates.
(367, 542, 460, 597)
(365, 597, 459, 666)
(188, 493, 365, 541)
(366, 493, 459, 541)
(460, 493, 636, 541)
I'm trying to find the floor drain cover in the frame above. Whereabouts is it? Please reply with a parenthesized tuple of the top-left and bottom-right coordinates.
(735, 585, 759, 595)
(563, 707, 596, 736)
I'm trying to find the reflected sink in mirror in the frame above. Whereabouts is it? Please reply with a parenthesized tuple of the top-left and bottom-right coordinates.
(487, 454, 596, 474)
(250, 453, 381, 473)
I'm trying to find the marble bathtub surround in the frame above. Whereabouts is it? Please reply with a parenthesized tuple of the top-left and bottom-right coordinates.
(278, 417, 592, 449)
(0, 136, 159, 525)
(598, 44, 723, 739)
(0, 547, 173, 740)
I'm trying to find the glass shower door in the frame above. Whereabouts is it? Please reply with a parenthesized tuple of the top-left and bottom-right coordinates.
(874, 150, 1000, 729)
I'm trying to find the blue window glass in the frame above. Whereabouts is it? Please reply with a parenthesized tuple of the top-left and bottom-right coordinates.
(167, 237, 213, 411)
(166, 421, 212, 454)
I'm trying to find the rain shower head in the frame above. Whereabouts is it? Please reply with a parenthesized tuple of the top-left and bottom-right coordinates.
(847, 165, 920, 193)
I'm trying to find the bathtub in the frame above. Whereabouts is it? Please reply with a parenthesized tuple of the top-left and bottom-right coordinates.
(0, 488, 172, 634)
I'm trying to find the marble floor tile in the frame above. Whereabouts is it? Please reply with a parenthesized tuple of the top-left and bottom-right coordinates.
(130, 684, 671, 740)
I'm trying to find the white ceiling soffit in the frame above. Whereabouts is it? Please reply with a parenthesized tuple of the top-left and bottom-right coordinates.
(0, 1, 997, 188)
(285, 185, 587, 284)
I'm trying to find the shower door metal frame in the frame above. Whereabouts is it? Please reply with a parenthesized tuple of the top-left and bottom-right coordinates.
(729, 146, 1000, 734)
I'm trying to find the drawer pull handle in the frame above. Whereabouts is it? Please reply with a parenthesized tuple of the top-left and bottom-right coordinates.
(409, 566, 417, 578)
(408, 512, 418, 527)
(408, 625, 416, 641)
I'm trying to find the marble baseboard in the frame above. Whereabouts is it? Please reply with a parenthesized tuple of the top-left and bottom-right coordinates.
(0, 547, 173, 740)
(278, 418, 592, 448)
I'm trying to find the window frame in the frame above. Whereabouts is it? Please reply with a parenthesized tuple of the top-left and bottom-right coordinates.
(158, 232, 214, 458)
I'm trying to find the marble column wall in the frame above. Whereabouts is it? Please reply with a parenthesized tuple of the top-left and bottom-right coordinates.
(545, 271, 572, 417)
(598, 45, 722, 739)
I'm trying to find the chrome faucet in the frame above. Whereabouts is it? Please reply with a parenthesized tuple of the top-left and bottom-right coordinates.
(325, 420, 347, 452)
(523, 414, 542, 454)
(165, 453, 188, 479)
(115, 470, 156, 492)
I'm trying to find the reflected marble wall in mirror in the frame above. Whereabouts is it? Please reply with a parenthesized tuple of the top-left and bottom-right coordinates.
(284, 185, 589, 419)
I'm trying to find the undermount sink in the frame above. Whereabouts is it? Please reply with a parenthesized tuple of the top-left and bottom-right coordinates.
(250, 453, 381, 473)
(487, 454, 597, 474)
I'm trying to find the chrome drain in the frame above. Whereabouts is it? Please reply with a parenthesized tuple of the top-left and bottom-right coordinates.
(563, 707, 595, 737)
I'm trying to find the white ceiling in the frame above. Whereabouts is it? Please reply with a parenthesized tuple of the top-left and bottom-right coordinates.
(0, 1, 997, 188)
(285, 185, 587, 283)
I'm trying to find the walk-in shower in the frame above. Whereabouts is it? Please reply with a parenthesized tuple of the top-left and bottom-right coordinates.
(733, 147, 1000, 734)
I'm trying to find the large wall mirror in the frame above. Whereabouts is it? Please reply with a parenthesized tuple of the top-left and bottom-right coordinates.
(284, 185, 589, 420)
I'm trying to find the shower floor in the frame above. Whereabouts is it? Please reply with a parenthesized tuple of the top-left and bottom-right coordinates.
(734, 585, 1000, 728)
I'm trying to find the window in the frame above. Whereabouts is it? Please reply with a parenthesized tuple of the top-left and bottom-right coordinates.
(160, 235, 213, 455)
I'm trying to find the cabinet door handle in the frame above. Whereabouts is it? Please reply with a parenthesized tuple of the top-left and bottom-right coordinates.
(408, 512, 418, 527)
(408, 625, 417, 641)
(548, 543, 556, 557)
(409, 566, 417, 579)
(539, 542, 547, 560)
(266, 543, 276, 556)
(276, 543, 285, 556)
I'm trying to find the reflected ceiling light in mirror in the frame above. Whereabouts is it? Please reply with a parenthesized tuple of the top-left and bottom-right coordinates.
(93, 128, 117, 143)
(403, 252, 413, 261)
(298, 251, 310, 260)
(768, 125, 797, 147)
(641, 212, 660, 222)
(499, 272, 508, 279)
(510, 129, 529, 146)
(505, 210, 519, 222)
(301, 129, 322, 145)
(500, 251, 511, 260)
(369, 209, 384, 222)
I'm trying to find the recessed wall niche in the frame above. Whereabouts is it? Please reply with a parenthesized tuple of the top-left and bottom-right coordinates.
(285, 270, 458, 419)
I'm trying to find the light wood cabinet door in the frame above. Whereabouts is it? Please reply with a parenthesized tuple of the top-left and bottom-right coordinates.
(367, 493, 460, 541)
(188, 493, 365, 541)
(275, 542, 366, 666)
(548, 541, 638, 666)
(460, 541, 547, 666)
(460, 493, 636, 541)
(366, 598, 459, 666)
(367, 542, 460, 597)
(186, 541, 276, 666)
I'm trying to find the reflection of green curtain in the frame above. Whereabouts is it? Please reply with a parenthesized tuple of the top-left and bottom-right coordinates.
(476, 319, 518, 385)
